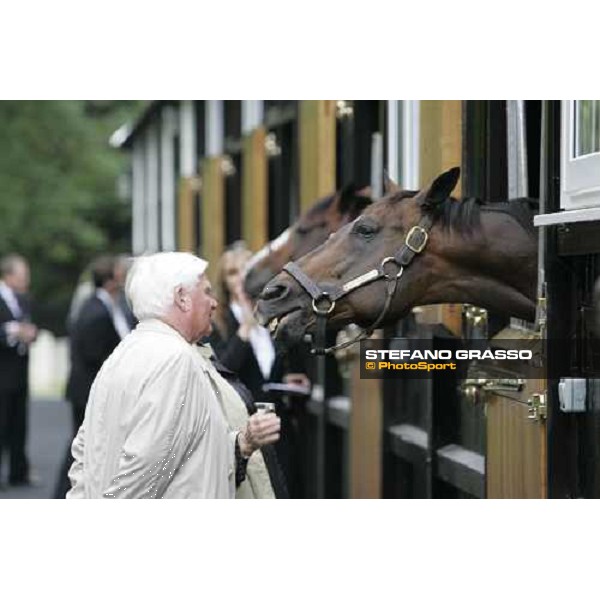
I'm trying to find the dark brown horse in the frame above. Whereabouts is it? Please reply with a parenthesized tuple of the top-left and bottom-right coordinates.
(243, 185, 372, 300)
(256, 167, 538, 346)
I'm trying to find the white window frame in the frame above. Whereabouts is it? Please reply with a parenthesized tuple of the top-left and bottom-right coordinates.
(144, 123, 160, 253)
(179, 100, 197, 177)
(561, 100, 600, 210)
(160, 105, 178, 251)
(242, 101, 263, 134)
(506, 100, 528, 199)
(206, 100, 224, 157)
(386, 100, 420, 190)
(131, 139, 146, 255)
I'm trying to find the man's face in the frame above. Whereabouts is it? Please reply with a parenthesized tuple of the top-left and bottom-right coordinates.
(113, 262, 128, 291)
(189, 274, 218, 340)
(5, 261, 30, 294)
(104, 266, 124, 296)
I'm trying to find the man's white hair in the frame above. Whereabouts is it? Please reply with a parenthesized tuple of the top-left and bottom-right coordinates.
(126, 252, 208, 321)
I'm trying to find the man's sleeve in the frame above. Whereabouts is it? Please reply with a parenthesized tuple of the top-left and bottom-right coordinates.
(102, 352, 206, 499)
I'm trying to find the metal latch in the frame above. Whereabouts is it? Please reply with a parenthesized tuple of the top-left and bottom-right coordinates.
(527, 392, 547, 421)
(461, 378, 525, 403)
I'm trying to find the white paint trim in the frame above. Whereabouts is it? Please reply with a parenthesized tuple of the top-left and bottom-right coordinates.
(370, 132, 384, 199)
(386, 101, 399, 184)
(145, 124, 160, 252)
(534, 207, 600, 226)
(206, 100, 224, 156)
(242, 101, 264, 134)
(131, 140, 146, 255)
(506, 100, 528, 199)
(160, 106, 177, 251)
(401, 100, 420, 189)
(179, 100, 196, 177)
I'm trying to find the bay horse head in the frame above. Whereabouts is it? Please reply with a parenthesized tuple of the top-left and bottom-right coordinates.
(256, 167, 538, 346)
(243, 185, 372, 300)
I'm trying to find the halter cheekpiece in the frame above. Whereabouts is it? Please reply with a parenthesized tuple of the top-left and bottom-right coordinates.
(282, 213, 435, 355)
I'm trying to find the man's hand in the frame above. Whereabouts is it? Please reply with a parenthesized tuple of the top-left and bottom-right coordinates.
(238, 413, 281, 458)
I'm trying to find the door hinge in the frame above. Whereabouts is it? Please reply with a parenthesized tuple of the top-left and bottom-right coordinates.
(527, 392, 547, 421)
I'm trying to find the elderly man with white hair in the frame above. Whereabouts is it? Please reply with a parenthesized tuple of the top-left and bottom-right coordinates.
(66, 252, 280, 499)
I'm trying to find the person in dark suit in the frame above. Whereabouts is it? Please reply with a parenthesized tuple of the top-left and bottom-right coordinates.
(66, 255, 130, 432)
(0, 254, 38, 488)
(54, 255, 131, 498)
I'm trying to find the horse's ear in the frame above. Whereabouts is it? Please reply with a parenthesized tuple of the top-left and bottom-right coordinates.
(383, 169, 400, 195)
(420, 167, 461, 207)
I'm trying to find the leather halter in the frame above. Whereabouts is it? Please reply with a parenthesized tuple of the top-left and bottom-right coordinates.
(282, 213, 435, 355)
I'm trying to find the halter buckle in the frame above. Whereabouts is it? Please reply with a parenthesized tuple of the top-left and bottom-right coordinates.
(405, 225, 428, 253)
(380, 257, 404, 280)
(312, 293, 336, 316)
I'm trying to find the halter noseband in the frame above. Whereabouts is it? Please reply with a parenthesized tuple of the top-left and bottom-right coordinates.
(282, 213, 435, 355)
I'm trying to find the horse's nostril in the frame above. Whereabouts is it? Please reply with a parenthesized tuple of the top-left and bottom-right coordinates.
(261, 283, 288, 302)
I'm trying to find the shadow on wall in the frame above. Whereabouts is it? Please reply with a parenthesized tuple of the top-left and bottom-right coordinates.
(29, 330, 69, 399)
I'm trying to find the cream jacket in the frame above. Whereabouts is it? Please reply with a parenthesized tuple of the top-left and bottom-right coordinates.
(67, 319, 236, 499)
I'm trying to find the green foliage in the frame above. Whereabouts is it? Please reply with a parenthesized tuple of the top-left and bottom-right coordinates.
(0, 100, 142, 335)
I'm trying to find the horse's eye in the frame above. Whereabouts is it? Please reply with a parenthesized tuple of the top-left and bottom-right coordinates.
(352, 220, 379, 239)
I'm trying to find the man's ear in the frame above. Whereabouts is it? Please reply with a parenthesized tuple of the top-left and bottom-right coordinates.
(175, 286, 190, 312)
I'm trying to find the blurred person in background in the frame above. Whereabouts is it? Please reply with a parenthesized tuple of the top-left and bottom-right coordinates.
(115, 254, 136, 330)
(66, 252, 280, 499)
(210, 242, 310, 401)
(54, 255, 131, 498)
(209, 242, 310, 497)
(66, 263, 94, 335)
(67, 254, 135, 335)
(0, 254, 38, 488)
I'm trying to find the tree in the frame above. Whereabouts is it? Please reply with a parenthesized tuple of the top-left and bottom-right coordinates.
(0, 100, 143, 335)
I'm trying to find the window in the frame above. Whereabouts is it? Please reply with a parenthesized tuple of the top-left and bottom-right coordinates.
(561, 100, 600, 209)
(575, 100, 600, 157)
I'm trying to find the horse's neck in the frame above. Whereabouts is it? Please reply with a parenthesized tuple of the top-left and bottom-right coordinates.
(435, 210, 538, 316)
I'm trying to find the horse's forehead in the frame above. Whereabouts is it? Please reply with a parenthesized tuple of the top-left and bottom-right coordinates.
(365, 197, 414, 221)
(270, 227, 291, 251)
(303, 203, 337, 225)
(244, 228, 291, 272)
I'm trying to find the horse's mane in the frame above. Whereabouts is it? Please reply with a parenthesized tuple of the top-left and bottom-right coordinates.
(427, 196, 538, 235)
